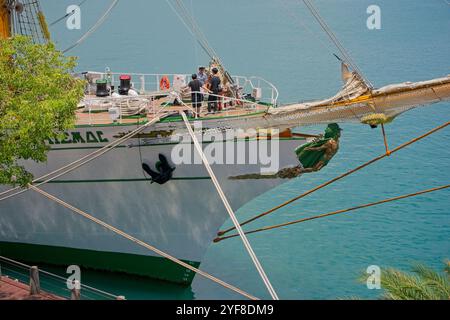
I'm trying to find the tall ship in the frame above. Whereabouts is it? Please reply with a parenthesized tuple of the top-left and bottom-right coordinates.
(0, 0, 449, 288)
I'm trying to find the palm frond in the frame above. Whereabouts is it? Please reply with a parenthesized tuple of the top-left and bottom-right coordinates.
(380, 268, 437, 300)
(356, 261, 450, 300)
(411, 263, 450, 299)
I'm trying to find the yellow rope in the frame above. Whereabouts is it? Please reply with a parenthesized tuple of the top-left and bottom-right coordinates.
(218, 121, 449, 237)
(381, 124, 391, 156)
(215, 184, 449, 242)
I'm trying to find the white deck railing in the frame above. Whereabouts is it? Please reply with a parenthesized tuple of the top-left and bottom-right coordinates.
(79, 90, 267, 125)
(77, 71, 279, 107)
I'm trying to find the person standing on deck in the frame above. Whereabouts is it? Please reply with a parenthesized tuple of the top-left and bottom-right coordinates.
(186, 74, 203, 117)
(197, 66, 208, 86)
(207, 68, 221, 113)
(197, 66, 208, 105)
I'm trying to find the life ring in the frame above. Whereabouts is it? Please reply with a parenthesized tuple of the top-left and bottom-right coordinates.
(159, 76, 171, 91)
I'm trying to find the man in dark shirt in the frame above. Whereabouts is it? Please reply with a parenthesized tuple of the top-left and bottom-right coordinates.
(208, 68, 221, 113)
(187, 74, 202, 117)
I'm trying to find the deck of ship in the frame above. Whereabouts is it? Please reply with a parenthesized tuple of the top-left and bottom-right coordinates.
(76, 94, 271, 126)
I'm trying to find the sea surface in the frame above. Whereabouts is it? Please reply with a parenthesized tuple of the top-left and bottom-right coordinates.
(23, 0, 449, 299)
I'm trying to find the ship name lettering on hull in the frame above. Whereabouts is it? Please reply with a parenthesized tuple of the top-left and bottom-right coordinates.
(47, 131, 109, 145)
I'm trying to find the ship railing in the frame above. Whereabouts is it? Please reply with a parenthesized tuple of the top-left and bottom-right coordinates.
(80, 92, 173, 126)
(79, 89, 270, 125)
(234, 75, 279, 107)
(184, 91, 266, 119)
(78, 72, 279, 107)
(0, 255, 124, 300)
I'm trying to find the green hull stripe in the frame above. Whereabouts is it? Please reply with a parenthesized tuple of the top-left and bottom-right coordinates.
(0, 241, 199, 285)
(35, 177, 211, 184)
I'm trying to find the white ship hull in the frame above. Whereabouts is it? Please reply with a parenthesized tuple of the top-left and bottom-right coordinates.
(0, 122, 307, 284)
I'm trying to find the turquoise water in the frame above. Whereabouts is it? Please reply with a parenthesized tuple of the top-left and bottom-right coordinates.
(33, 0, 450, 299)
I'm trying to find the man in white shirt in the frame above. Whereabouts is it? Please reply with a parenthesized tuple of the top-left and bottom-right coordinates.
(197, 66, 208, 86)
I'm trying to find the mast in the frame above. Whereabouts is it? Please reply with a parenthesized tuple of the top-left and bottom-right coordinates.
(0, 0, 49, 43)
(0, 0, 10, 39)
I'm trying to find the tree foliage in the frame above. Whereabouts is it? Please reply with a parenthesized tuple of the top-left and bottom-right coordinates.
(0, 36, 85, 186)
(359, 261, 450, 300)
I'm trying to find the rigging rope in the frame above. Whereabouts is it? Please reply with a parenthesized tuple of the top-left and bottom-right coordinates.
(164, 0, 236, 87)
(175, 0, 220, 59)
(218, 121, 449, 236)
(164, 0, 217, 60)
(303, 0, 367, 82)
(179, 111, 280, 300)
(300, 0, 373, 89)
(49, 0, 88, 26)
(215, 184, 450, 241)
(278, 0, 335, 57)
(28, 185, 258, 300)
(189, 0, 200, 66)
(381, 124, 391, 156)
(63, 0, 119, 53)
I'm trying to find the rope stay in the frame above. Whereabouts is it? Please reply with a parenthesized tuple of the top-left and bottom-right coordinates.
(164, 0, 235, 86)
(300, 0, 373, 89)
(380, 124, 391, 156)
(28, 185, 258, 301)
(49, 0, 88, 27)
(215, 184, 450, 241)
(179, 111, 280, 300)
(218, 121, 449, 237)
(164, 0, 218, 61)
(279, 0, 336, 55)
(63, 0, 119, 53)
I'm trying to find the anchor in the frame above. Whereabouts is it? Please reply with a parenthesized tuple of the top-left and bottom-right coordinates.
(142, 154, 175, 185)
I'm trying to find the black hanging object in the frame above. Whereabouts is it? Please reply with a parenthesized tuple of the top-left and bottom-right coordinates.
(142, 154, 175, 185)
